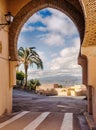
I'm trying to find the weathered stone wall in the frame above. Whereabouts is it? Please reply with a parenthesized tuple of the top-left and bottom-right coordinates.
(92, 87, 96, 121)
(80, 0, 96, 123)
(81, 0, 96, 46)
(0, 0, 12, 115)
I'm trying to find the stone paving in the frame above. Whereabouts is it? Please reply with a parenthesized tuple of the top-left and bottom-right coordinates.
(0, 89, 90, 130)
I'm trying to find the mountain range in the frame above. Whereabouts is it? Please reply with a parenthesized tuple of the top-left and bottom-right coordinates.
(38, 75, 82, 86)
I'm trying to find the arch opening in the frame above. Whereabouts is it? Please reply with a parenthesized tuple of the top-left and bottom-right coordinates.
(12, 3, 86, 114)
(16, 7, 85, 96)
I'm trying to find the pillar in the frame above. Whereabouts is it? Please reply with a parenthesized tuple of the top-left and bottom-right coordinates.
(87, 86, 93, 114)
(81, 46, 96, 122)
(78, 55, 88, 86)
(9, 60, 19, 88)
(78, 55, 88, 112)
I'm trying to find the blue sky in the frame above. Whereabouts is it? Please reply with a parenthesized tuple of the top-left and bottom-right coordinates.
(18, 8, 82, 79)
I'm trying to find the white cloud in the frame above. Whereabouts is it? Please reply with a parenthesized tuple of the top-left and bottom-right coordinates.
(37, 51, 46, 62)
(28, 66, 82, 79)
(27, 37, 81, 79)
(44, 9, 77, 36)
(36, 27, 46, 31)
(21, 26, 35, 32)
(26, 13, 43, 24)
(50, 37, 80, 70)
(21, 7, 78, 41)
(18, 35, 26, 48)
(51, 53, 58, 58)
(43, 33, 65, 46)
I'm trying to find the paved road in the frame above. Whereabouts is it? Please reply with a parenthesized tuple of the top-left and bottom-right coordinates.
(0, 111, 83, 130)
(0, 89, 89, 130)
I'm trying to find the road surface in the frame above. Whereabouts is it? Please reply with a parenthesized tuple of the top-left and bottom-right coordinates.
(0, 89, 89, 130)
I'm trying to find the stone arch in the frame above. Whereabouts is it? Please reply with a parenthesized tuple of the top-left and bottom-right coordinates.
(9, 0, 85, 60)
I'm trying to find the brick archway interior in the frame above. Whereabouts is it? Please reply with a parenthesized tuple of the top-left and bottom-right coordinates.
(9, 0, 85, 61)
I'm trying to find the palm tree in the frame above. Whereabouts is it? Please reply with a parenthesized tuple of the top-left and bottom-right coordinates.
(18, 47, 43, 87)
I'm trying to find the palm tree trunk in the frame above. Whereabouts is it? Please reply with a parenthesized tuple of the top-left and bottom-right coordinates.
(25, 66, 28, 88)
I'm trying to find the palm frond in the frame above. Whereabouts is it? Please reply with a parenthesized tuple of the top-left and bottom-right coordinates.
(18, 46, 43, 69)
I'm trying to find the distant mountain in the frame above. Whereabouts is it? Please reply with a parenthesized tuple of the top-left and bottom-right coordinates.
(38, 75, 82, 86)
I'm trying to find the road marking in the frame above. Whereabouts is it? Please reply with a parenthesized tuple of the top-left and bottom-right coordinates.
(0, 111, 29, 128)
(23, 112, 50, 130)
(60, 113, 73, 130)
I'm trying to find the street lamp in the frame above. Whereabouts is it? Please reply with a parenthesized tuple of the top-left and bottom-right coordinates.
(0, 12, 13, 25)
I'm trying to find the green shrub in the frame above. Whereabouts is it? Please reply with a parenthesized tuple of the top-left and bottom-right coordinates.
(27, 79, 41, 91)
(58, 85, 63, 88)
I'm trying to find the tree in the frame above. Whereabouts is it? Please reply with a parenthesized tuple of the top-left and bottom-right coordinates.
(16, 71, 25, 86)
(18, 47, 43, 87)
